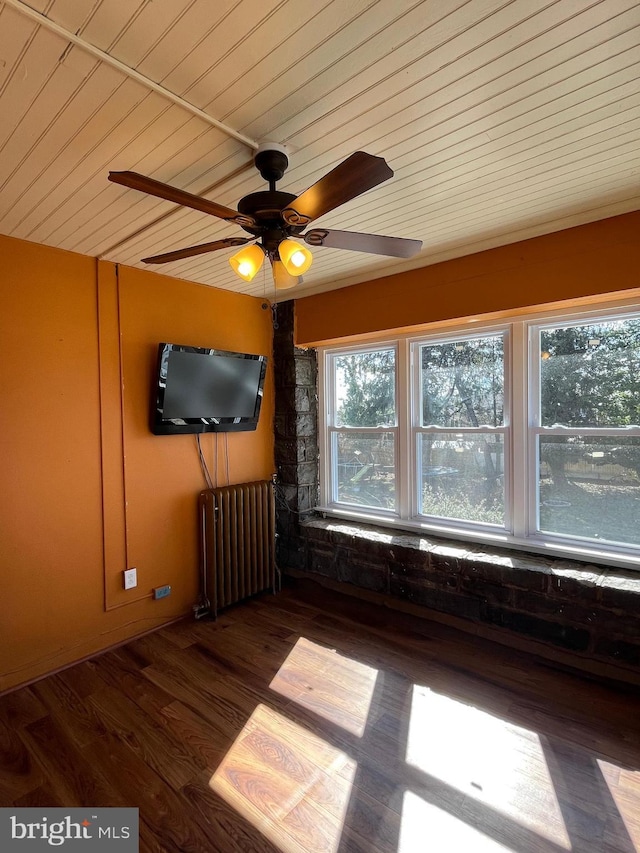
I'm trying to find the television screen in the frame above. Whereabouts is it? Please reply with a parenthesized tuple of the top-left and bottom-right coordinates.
(152, 343, 267, 435)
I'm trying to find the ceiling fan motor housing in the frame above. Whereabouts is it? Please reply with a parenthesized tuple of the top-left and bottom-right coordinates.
(237, 190, 305, 247)
(236, 142, 304, 251)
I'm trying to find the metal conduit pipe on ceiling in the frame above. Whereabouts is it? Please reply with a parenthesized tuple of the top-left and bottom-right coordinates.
(2, 0, 259, 151)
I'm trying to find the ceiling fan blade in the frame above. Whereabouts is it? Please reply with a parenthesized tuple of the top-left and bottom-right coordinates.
(142, 237, 252, 265)
(281, 152, 393, 227)
(304, 228, 422, 258)
(109, 171, 256, 227)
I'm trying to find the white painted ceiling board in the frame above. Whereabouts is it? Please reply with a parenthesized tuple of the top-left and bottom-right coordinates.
(48, 0, 110, 35)
(0, 0, 638, 300)
(48, 123, 237, 249)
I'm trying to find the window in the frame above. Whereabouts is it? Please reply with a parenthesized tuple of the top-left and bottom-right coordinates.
(533, 316, 640, 548)
(327, 345, 397, 513)
(319, 305, 640, 567)
(415, 333, 507, 527)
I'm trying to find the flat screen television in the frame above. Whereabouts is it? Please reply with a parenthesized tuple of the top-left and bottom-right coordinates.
(151, 342, 268, 435)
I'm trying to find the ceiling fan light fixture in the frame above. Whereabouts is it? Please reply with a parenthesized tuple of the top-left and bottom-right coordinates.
(229, 243, 265, 281)
(109, 150, 419, 280)
(278, 238, 313, 275)
(272, 259, 300, 290)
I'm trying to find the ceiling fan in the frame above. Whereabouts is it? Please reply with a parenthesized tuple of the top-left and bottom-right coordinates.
(108, 143, 422, 289)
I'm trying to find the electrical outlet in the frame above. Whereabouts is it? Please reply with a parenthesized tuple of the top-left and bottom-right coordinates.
(153, 584, 171, 600)
(123, 568, 137, 590)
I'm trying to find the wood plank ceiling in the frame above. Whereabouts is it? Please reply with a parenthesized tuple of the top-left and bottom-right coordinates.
(1, 0, 639, 300)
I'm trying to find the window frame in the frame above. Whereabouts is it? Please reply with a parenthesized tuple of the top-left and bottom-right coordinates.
(323, 341, 400, 518)
(317, 299, 640, 570)
(526, 310, 640, 553)
(409, 326, 511, 533)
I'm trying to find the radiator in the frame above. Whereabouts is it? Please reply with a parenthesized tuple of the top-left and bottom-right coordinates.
(197, 480, 279, 618)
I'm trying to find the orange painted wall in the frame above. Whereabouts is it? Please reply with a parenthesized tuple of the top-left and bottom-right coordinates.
(0, 235, 273, 692)
(295, 211, 640, 346)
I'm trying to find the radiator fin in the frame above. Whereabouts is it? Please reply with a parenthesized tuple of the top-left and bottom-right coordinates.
(199, 480, 277, 617)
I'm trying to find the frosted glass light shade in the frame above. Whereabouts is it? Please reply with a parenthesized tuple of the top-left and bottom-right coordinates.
(272, 260, 299, 290)
(278, 239, 313, 275)
(229, 244, 265, 281)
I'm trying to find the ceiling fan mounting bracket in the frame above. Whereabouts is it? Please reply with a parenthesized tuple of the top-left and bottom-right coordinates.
(254, 142, 289, 185)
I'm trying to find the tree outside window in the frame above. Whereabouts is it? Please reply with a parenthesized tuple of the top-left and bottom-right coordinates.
(537, 317, 640, 547)
(331, 348, 397, 511)
(417, 335, 505, 526)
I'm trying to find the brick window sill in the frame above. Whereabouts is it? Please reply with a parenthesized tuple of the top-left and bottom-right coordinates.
(293, 516, 640, 680)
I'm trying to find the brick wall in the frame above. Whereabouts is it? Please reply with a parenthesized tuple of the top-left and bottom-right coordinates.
(273, 301, 640, 682)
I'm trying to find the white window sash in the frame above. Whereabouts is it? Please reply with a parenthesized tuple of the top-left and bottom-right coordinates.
(317, 299, 640, 569)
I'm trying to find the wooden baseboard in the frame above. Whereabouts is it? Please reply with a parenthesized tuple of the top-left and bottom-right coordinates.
(0, 614, 188, 698)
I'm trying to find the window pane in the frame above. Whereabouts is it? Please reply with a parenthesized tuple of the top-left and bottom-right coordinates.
(419, 336, 504, 427)
(335, 432, 396, 510)
(539, 436, 640, 546)
(418, 433, 504, 525)
(540, 318, 640, 427)
(335, 349, 395, 427)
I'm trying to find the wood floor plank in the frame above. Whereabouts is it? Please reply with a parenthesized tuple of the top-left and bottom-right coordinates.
(88, 648, 177, 716)
(182, 773, 282, 853)
(190, 623, 297, 688)
(85, 731, 224, 852)
(240, 597, 317, 637)
(0, 715, 44, 805)
(145, 638, 296, 729)
(12, 782, 66, 808)
(269, 635, 386, 736)
(158, 699, 231, 772)
(141, 665, 245, 747)
(87, 686, 199, 792)
(0, 685, 47, 729)
(337, 783, 403, 853)
(125, 629, 203, 669)
(151, 618, 207, 650)
(18, 715, 124, 807)
(210, 703, 355, 853)
(56, 658, 110, 699)
(0, 578, 638, 852)
(30, 674, 107, 749)
(162, 610, 240, 648)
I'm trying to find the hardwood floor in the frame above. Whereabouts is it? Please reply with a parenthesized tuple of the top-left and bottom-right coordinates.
(1, 578, 640, 852)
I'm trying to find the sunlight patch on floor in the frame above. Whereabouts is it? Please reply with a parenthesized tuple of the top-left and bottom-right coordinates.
(269, 636, 379, 736)
(210, 703, 356, 853)
(598, 760, 640, 852)
(405, 686, 571, 849)
(399, 790, 517, 852)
